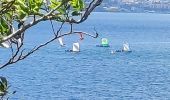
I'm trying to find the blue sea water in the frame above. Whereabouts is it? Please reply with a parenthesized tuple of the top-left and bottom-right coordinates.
(1, 12, 170, 100)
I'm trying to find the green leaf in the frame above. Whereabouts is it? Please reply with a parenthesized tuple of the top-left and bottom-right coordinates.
(72, 11, 80, 16)
(71, 0, 84, 11)
(0, 77, 8, 96)
(0, 77, 7, 88)
(28, 0, 43, 14)
(0, 18, 10, 36)
(14, 0, 29, 19)
(49, 0, 61, 9)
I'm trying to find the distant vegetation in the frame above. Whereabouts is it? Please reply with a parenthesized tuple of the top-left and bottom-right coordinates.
(91, 0, 170, 13)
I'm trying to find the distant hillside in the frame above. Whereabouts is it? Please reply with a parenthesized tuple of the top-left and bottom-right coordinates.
(86, 0, 170, 13)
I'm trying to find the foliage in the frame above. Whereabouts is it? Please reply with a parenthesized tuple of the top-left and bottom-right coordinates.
(0, 0, 102, 98)
(0, 0, 102, 68)
(0, 0, 85, 40)
(0, 77, 8, 97)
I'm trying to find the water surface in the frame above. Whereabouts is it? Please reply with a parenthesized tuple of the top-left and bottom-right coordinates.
(1, 12, 170, 100)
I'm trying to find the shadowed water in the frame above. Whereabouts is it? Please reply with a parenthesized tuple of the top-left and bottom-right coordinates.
(1, 12, 170, 100)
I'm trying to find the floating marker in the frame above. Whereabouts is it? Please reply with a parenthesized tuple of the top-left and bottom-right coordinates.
(101, 38, 109, 47)
(0, 41, 11, 48)
(111, 50, 115, 54)
(123, 42, 130, 51)
(78, 32, 84, 40)
(58, 37, 65, 46)
(96, 38, 110, 47)
(17, 38, 22, 47)
(72, 42, 80, 52)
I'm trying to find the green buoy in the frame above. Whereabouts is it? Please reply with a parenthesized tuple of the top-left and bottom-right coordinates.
(101, 38, 109, 47)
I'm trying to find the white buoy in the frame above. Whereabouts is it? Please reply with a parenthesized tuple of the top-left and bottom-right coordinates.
(58, 37, 65, 46)
(12, 28, 22, 47)
(123, 42, 130, 52)
(111, 50, 115, 54)
(72, 42, 80, 52)
(0, 41, 11, 48)
(17, 38, 22, 47)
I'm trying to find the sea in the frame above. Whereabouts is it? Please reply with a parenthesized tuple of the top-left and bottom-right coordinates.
(1, 12, 170, 100)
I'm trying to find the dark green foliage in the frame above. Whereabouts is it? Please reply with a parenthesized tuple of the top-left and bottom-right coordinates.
(0, 77, 8, 97)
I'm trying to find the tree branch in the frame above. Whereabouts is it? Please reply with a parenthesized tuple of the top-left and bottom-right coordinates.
(0, 0, 16, 15)
(0, 0, 67, 43)
(67, 0, 103, 24)
(0, 0, 102, 69)
(0, 24, 98, 69)
(0, 0, 102, 43)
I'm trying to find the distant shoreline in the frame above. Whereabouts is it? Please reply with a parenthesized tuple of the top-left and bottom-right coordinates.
(92, 11, 170, 15)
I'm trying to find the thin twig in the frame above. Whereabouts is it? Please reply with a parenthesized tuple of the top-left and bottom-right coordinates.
(0, 0, 102, 69)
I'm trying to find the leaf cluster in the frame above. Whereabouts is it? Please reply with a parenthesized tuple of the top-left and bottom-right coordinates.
(0, 77, 8, 97)
(0, 0, 85, 40)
